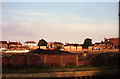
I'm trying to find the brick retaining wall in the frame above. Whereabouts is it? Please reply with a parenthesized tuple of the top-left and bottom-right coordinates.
(2, 54, 78, 67)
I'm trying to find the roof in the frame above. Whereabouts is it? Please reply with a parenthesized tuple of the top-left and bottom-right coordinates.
(25, 41, 36, 43)
(64, 44, 82, 46)
(0, 41, 8, 44)
(53, 42, 63, 44)
(9, 41, 22, 45)
(105, 41, 114, 45)
(106, 38, 120, 40)
(64, 44, 73, 46)
(95, 42, 105, 45)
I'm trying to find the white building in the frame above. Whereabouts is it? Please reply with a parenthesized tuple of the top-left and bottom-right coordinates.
(24, 41, 36, 46)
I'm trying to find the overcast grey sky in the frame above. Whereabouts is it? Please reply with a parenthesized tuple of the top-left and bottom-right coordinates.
(2, 1, 119, 44)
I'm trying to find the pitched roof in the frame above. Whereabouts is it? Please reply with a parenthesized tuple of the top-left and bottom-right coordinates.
(25, 41, 36, 43)
(53, 42, 63, 44)
(105, 41, 114, 45)
(9, 42, 22, 45)
(64, 44, 82, 46)
(106, 38, 120, 40)
(95, 42, 105, 45)
(0, 41, 8, 44)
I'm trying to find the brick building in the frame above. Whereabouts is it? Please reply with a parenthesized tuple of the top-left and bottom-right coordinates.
(48, 42, 64, 50)
(8, 41, 22, 48)
(93, 38, 119, 50)
(24, 41, 36, 46)
(93, 41, 106, 50)
(0, 41, 8, 50)
(64, 43, 82, 51)
(105, 38, 120, 46)
(24, 41, 38, 50)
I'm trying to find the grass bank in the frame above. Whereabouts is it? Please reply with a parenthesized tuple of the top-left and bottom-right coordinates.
(2, 65, 119, 74)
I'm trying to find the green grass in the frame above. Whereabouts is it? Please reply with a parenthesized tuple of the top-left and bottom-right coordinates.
(2, 65, 119, 74)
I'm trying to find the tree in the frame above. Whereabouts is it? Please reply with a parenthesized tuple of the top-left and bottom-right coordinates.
(82, 38, 93, 49)
(55, 46, 62, 50)
(38, 39, 47, 49)
(73, 44, 79, 51)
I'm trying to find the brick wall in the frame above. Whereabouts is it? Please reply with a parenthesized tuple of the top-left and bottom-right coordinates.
(45, 55, 61, 66)
(2, 54, 78, 67)
(2, 55, 27, 67)
(62, 55, 78, 66)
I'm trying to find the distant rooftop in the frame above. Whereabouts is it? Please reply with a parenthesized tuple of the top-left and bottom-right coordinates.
(9, 41, 22, 45)
(0, 41, 8, 44)
(52, 42, 63, 44)
(25, 41, 36, 43)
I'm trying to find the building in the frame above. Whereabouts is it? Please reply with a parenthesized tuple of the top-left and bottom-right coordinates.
(9, 45, 30, 50)
(8, 41, 22, 48)
(88, 46, 94, 50)
(39, 46, 47, 50)
(24, 41, 38, 50)
(93, 41, 106, 50)
(105, 38, 120, 46)
(0, 41, 8, 50)
(64, 43, 74, 51)
(93, 38, 119, 50)
(24, 41, 36, 46)
(104, 41, 115, 49)
(38, 39, 47, 50)
(48, 42, 64, 50)
(64, 43, 82, 51)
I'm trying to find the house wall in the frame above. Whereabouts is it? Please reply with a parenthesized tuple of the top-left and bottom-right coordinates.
(30, 46, 39, 50)
(88, 46, 93, 50)
(64, 46, 82, 51)
(25, 43, 36, 46)
(40, 46, 47, 50)
(64, 46, 71, 51)
(0, 44, 8, 49)
(71, 46, 76, 51)
(77, 46, 82, 51)
(107, 38, 120, 46)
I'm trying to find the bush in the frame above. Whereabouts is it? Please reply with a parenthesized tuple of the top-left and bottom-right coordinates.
(90, 52, 119, 66)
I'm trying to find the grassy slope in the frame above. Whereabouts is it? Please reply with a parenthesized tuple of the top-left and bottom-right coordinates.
(2, 65, 119, 74)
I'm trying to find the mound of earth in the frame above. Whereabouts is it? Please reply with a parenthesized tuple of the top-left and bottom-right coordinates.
(29, 49, 75, 55)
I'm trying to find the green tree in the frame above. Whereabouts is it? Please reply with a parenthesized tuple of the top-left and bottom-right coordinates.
(83, 38, 92, 49)
(38, 39, 47, 49)
(55, 46, 62, 50)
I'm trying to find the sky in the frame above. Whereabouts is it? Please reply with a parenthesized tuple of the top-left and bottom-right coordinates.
(1, 2, 119, 44)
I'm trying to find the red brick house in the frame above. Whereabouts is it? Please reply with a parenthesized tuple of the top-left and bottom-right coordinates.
(93, 41, 106, 50)
(9, 41, 22, 48)
(105, 38, 120, 46)
(48, 42, 64, 50)
(0, 41, 8, 50)
(24, 41, 38, 50)
(64, 43, 82, 51)
(105, 38, 120, 49)
(104, 41, 115, 49)
(93, 38, 118, 50)
(24, 41, 36, 46)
